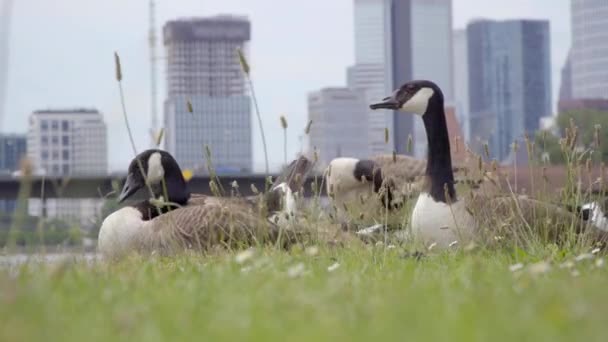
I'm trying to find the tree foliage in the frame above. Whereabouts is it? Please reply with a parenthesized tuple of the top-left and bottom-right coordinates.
(535, 109, 608, 164)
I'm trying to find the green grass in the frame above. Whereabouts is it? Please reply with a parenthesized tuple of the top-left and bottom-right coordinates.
(1, 245, 606, 342)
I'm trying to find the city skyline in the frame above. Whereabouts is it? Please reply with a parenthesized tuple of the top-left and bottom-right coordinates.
(2, 0, 571, 172)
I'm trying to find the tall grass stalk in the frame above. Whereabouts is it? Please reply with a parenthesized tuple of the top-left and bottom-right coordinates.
(280, 115, 288, 166)
(113, 52, 157, 202)
(237, 48, 269, 176)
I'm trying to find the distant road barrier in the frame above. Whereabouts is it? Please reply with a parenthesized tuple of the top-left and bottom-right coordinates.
(0, 174, 329, 200)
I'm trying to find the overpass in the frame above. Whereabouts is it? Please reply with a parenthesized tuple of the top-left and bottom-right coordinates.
(0, 174, 329, 201)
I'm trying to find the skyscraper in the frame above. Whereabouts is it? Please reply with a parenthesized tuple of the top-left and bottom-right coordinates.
(163, 16, 252, 174)
(570, 0, 608, 99)
(350, 0, 394, 156)
(467, 19, 552, 161)
(391, 0, 453, 158)
(307, 87, 369, 168)
(350, 0, 453, 158)
(453, 29, 470, 142)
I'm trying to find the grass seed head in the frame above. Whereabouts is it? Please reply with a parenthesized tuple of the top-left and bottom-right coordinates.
(236, 48, 250, 75)
(114, 52, 122, 81)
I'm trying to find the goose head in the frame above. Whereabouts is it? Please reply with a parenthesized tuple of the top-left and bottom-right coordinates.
(370, 80, 455, 203)
(118, 149, 190, 205)
(369, 80, 444, 116)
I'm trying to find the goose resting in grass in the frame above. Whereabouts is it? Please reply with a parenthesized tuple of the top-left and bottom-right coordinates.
(98, 149, 314, 259)
(370, 79, 608, 248)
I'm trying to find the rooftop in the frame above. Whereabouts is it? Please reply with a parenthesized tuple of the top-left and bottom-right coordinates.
(32, 108, 100, 115)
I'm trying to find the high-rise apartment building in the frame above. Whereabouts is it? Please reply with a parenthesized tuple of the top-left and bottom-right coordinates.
(26, 109, 107, 176)
(163, 16, 252, 174)
(467, 19, 552, 161)
(26, 108, 108, 227)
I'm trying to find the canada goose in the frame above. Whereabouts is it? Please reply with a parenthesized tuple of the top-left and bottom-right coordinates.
(326, 153, 480, 211)
(370, 80, 608, 248)
(98, 149, 314, 258)
(326, 157, 399, 211)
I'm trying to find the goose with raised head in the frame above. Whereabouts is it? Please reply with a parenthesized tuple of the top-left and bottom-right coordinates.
(370, 80, 608, 248)
(98, 149, 313, 259)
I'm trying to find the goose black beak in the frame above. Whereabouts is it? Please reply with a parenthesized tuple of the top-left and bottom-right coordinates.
(118, 173, 142, 203)
(370, 98, 399, 110)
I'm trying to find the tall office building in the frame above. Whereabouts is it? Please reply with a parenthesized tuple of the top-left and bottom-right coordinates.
(350, 0, 453, 158)
(163, 16, 252, 174)
(0, 134, 26, 213)
(391, 0, 453, 158)
(351, 0, 394, 155)
(26, 108, 108, 226)
(452, 29, 470, 142)
(307, 87, 369, 168)
(559, 50, 573, 103)
(0, 133, 26, 174)
(467, 20, 552, 161)
(570, 0, 608, 99)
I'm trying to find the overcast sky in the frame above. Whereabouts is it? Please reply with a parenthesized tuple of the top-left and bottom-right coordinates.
(1, 0, 570, 172)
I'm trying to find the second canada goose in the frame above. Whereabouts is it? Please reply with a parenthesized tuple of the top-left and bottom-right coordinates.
(98, 149, 313, 258)
(370, 80, 608, 248)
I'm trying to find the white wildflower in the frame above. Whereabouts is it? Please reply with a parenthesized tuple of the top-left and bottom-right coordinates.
(559, 261, 575, 269)
(575, 253, 594, 262)
(287, 263, 306, 278)
(591, 248, 601, 255)
(327, 262, 340, 272)
(509, 263, 524, 272)
(528, 261, 551, 275)
(427, 242, 437, 251)
(449, 240, 458, 248)
(387, 244, 397, 250)
(595, 258, 604, 268)
(235, 249, 255, 264)
(305, 246, 319, 256)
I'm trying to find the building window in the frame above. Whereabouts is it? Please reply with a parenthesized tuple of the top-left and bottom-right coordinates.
(62, 164, 70, 174)
(62, 120, 70, 131)
(52, 151, 59, 160)
(41, 151, 49, 160)
(41, 136, 48, 144)
(51, 121, 59, 130)
(40, 120, 48, 131)
(52, 136, 59, 145)
(62, 136, 69, 145)
(62, 150, 69, 160)
(52, 165, 60, 174)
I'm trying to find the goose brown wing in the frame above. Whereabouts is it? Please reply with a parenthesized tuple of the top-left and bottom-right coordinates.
(467, 194, 591, 241)
(140, 202, 279, 253)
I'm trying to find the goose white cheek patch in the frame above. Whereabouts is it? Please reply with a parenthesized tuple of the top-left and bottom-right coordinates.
(400, 87, 434, 115)
(147, 152, 165, 184)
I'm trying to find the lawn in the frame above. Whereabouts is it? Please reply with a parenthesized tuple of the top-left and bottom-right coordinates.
(1, 244, 606, 342)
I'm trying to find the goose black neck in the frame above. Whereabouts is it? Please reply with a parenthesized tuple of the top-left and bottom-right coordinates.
(422, 98, 456, 203)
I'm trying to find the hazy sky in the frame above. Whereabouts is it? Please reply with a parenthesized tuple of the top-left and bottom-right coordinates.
(2, 0, 570, 172)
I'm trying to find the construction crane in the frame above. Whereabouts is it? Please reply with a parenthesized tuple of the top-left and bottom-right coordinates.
(148, 0, 159, 147)
(0, 0, 14, 132)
